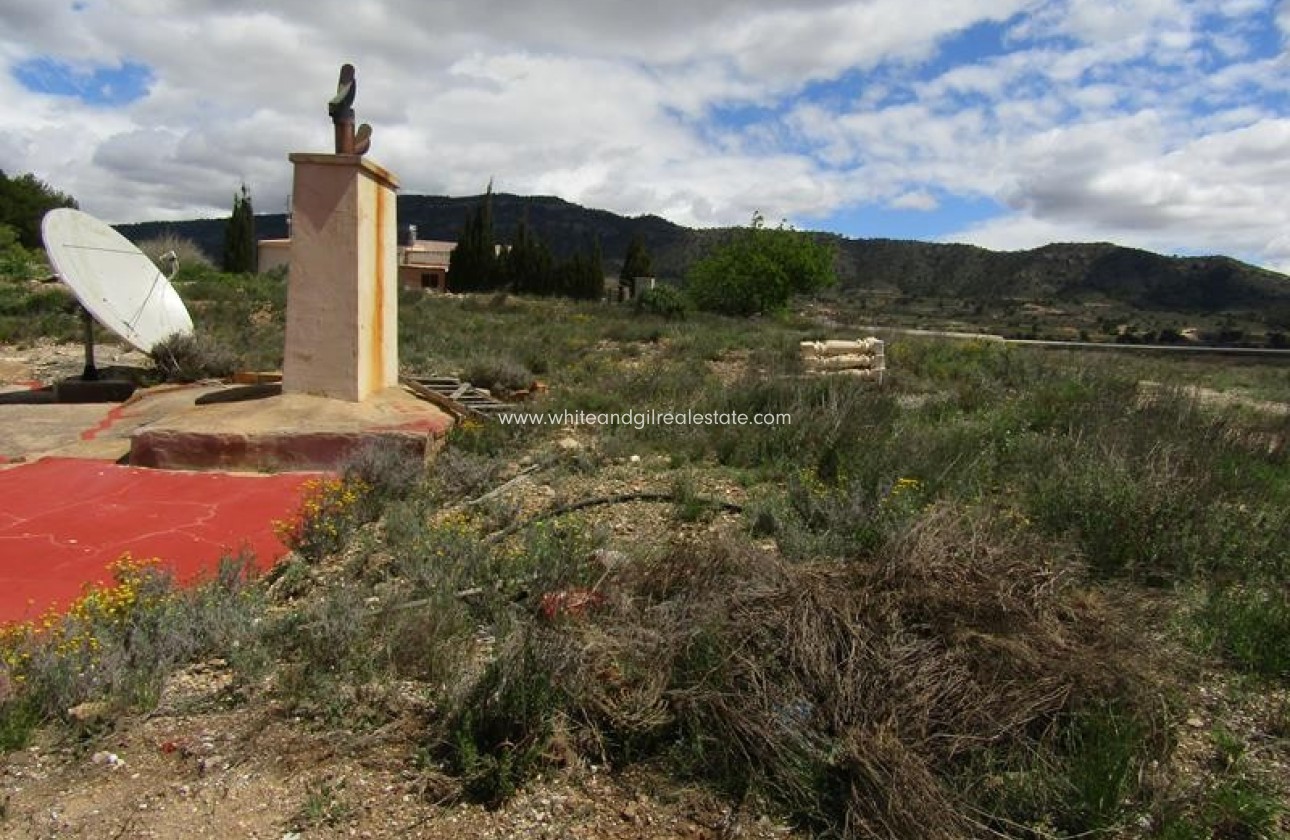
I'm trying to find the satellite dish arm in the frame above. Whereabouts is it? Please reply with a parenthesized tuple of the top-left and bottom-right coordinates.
(160, 250, 179, 280)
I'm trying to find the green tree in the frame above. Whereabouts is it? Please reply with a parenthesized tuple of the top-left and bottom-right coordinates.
(619, 233, 652, 297)
(587, 236, 605, 300)
(0, 223, 40, 280)
(0, 170, 78, 249)
(554, 236, 603, 300)
(221, 183, 256, 273)
(686, 213, 835, 316)
(448, 183, 501, 292)
(502, 211, 555, 295)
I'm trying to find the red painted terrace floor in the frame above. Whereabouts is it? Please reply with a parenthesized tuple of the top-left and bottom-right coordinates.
(0, 458, 315, 623)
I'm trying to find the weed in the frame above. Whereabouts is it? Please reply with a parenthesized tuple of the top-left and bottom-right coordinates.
(444, 629, 567, 805)
(0, 553, 266, 736)
(294, 777, 354, 829)
(150, 330, 239, 382)
(431, 447, 503, 501)
(1057, 702, 1156, 832)
(444, 417, 530, 458)
(341, 438, 425, 506)
(669, 472, 710, 523)
(1203, 776, 1283, 838)
(463, 355, 535, 395)
(274, 476, 369, 563)
(1211, 726, 1247, 771)
(0, 696, 41, 752)
(434, 506, 1157, 837)
(1200, 583, 1290, 678)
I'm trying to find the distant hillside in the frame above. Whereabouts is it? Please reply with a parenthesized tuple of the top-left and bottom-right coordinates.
(115, 194, 1290, 315)
(831, 238, 1290, 313)
(114, 193, 691, 272)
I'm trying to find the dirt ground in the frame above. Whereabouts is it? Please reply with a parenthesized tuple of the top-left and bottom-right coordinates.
(3, 341, 1287, 838)
(0, 657, 794, 839)
(0, 339, 149, 389)
(0, 340, 794, 838)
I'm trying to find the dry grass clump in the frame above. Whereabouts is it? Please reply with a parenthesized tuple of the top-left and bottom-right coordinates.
(136, 232, 214, 270)
(459, 503, 1161, 837)
(150, 330, 239, 382)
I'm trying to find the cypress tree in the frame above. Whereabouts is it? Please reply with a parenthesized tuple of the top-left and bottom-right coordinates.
(222, 183, 256, 273)
(620, 233, 652, 297)
(586, 236, 605, 300)
(448, 182, 499, 292)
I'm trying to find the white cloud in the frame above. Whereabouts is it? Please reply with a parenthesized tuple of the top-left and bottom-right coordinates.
(891, 191, 940, 211)
(949, 118, 1290, 271)
(0, 0, 1286, 273)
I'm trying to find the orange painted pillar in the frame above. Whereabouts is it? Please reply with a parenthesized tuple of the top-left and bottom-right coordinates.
(283, 153, 399, 402)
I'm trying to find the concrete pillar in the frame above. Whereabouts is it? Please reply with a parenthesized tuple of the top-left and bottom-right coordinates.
(283, 153, 399, 402)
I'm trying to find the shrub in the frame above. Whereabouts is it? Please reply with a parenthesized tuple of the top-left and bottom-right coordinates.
(341, 439, 425, 507)
(430, 447, 503, 501)
(136, 233, 214, 272)
(445, 629, 567, 805)
(463, 355, 535, 395)
(0, 553, 265, 743)
(1200, 583, 1290, 678)
(686, 213, 835, 316)
(0, 223, 43, 281)
(634, 284, 691, 319)
(0, 285, 75, 317)
(430, 506, 1160, 836)
(274, 476, 370, 563)
(150, 330, 239, 382)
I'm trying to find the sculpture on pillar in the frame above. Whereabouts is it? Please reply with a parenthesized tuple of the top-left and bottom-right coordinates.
(328, 63, 372, 155)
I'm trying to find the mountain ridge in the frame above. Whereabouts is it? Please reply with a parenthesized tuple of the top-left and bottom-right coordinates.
(114, 193, 1290, 315)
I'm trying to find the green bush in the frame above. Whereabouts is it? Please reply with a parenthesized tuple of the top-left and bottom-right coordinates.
(0, 223, 44, 281)
(444, 630, 566, 805)
(686, 213, 835, 316)
(1201, 584, 1290, 678)
(634, 284, 691, 319)
(0, 285, 74, 317)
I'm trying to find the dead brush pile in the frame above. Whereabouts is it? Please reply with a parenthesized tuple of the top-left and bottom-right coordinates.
(449, 502, 1164, 837)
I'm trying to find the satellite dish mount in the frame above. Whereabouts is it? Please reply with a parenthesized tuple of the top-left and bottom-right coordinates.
(80, 306, 99, 381)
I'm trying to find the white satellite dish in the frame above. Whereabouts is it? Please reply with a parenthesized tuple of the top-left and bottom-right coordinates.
(41, 208, 194, 355)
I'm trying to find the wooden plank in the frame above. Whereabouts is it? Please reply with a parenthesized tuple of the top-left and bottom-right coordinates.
(401, 376, 516, 420)
(400, 377, 480, 420)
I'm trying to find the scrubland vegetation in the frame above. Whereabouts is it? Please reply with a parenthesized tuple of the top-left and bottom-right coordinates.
(3, 256, 1290, 836)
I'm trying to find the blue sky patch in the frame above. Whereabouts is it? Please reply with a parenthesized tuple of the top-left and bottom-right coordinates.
(808, 194, 1003, 242)
(12, 56, 152, 106)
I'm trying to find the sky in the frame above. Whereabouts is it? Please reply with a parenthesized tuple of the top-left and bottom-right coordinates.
(1, 0, 1289, 271)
